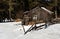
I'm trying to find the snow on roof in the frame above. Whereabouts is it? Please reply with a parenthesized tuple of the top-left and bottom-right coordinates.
(41, 7, 53, 14)
(24, 11, 29, 13)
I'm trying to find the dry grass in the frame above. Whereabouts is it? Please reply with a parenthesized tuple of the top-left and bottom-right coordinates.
(15, 19, 22, 22)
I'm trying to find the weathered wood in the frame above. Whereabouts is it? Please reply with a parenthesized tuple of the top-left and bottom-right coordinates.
(22, 6, 54, 25)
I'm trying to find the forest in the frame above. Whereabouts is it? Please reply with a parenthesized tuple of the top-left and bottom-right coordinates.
(0, 0, 60, 22)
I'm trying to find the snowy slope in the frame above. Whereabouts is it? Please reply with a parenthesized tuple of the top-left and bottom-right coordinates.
(0, 22, 24, 39)
(0, 22, 60, 39)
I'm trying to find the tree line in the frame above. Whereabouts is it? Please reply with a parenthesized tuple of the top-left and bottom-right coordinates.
(0, 0, 60, 22)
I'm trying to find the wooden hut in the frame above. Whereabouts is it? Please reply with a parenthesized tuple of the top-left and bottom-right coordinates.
(22, 6, 54, 25)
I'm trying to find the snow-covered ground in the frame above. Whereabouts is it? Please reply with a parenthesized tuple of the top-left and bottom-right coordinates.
(0, 22, 60, 39)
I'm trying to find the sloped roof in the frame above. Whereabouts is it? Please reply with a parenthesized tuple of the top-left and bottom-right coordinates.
(41, 7, 53, 14)
(23, 6, 53, 15)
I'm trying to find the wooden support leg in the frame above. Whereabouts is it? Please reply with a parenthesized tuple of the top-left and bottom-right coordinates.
(22, 25, 25, 34)
(22, 24, 34, 34)
(45, 23, 48, 29)
(24, 25, 34, 34)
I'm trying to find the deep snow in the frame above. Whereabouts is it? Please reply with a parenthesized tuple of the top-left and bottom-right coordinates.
(0, 22, 60, 39)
